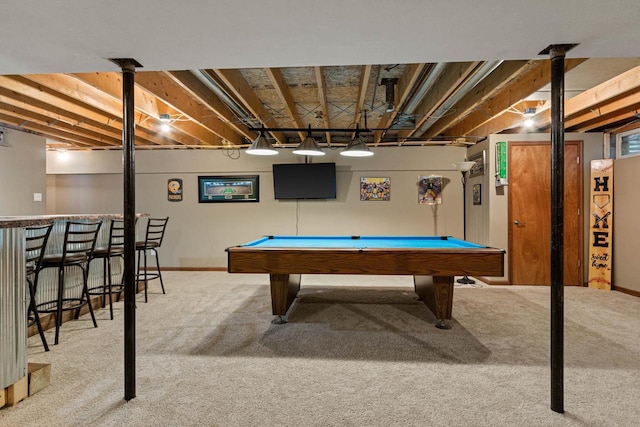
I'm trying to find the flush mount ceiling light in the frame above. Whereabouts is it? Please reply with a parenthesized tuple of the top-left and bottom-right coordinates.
(246, 126, 278, 156)
(523, 107, 536, 127)
(292, 125, 325, 156)
(340, 125, 374, 157)
(158, 113, 172, 132)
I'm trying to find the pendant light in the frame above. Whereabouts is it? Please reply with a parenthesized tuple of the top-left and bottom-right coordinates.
(246, 126, 278, 156)
(292, 125, 325, 156)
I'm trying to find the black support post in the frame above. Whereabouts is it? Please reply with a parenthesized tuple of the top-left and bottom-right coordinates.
(110, 57, 142, 402)
(539, 43, 577, 414)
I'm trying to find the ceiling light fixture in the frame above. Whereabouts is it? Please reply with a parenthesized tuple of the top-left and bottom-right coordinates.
(159, 113, 172, 132)
(340, 125, 374, 157)
(292, 125, 325, 156)
(246, 126, 278, 156)
(523, 107, 536, 128)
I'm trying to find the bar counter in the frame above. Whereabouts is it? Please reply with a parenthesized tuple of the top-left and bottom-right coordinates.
(1, 213, 144, 390)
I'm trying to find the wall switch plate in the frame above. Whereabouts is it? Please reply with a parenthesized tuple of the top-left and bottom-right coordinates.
(33, 193, 43, 202)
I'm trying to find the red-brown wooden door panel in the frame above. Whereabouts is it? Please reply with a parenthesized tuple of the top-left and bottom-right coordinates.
(509, 142, 582, 286)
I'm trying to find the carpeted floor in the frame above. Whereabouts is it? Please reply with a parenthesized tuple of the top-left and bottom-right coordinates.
(1, 272, 639, 426)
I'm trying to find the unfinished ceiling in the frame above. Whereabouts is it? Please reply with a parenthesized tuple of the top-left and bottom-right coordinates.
(2, 59, 640, 151)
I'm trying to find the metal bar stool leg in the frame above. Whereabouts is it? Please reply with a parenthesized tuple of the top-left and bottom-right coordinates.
(81, 265, 98, 327)
(153, 248, 166, 294)
(27, 276, 49, 352)
(55, 266, 65, 345)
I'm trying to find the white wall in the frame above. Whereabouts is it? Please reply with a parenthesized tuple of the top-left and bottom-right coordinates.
(45, 132, 637, 290)
(47, 146, 469, 267)
(0, 129, 47, 215)
(613, 154, 640, 293)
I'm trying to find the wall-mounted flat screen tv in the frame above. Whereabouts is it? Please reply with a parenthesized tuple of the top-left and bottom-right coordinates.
(272, 162, 337, 200)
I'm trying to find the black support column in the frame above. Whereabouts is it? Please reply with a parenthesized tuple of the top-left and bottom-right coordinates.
(109, 57, 143, 401)
(539, 43, 577, 414)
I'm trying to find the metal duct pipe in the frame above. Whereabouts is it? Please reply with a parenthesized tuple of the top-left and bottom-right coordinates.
(413, 60, 503, 136)
(402, 63, 448, 114)
(190, 70, 255, 124)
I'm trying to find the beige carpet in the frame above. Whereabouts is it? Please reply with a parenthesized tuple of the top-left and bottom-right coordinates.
(1, 272, 639, 426)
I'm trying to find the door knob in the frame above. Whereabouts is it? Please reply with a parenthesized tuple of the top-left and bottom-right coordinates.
(514, 220, 524, 227)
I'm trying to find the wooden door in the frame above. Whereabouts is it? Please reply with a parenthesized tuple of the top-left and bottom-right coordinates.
(509, 142, 582, 285)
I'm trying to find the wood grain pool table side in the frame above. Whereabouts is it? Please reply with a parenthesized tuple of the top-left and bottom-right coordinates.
(227, 245, 505, 326)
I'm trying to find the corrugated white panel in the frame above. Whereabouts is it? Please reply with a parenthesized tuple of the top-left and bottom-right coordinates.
(0, 227, 27, 389)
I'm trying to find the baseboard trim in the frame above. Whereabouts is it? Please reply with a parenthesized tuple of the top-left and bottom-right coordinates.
(158, 267, 228, 272)
(613, 285, 640, 298)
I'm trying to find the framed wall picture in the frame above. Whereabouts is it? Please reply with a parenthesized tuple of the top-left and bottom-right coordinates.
(360, 177, 390, 201)
(198, 175, 259, 203)
(468, 150, 486, 178)
(473, 183, 482, 205)
(167, 178, 183, 202)
(418, 175, 442, 205)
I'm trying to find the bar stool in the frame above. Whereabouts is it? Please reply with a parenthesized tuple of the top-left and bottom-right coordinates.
(25, 222, 54, 352)
(136, 217, 169, 302)
(88, 218, 125, 320)
(35, 220, 102, 345)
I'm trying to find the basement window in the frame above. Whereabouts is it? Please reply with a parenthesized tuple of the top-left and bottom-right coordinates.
(616, 129, 640, 158)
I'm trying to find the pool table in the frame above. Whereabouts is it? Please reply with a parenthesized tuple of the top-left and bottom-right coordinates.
(226, 235, 504, 328)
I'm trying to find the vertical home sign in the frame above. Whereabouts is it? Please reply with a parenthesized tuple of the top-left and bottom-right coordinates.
(587, 159, 613, 290)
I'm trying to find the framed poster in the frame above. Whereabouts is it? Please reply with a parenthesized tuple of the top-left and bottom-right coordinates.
(418, 175, 442, 205)
(198, 175, 259, 203)
(360, 177, 390, 201)
(468, 150, 486, 178)
(167, 178, 183, 202)
(473, 183, 481, 205)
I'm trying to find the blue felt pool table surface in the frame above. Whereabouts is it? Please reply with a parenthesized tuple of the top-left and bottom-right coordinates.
(240, 235, 486, 249)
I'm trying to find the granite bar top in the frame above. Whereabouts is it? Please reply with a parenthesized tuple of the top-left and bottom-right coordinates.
(0, 213, 148, 229)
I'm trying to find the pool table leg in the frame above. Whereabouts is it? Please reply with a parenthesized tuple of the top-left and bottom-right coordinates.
(269, 273, 301, 323)
(413, 275, 454, 329)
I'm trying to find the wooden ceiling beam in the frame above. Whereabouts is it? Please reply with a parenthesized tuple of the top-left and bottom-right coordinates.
(134, 71, 240, 146)
(164, 70, 256, 142)
(606, 117, 640, 134)
(568, 103, 640, 132)
(0, 102, 121, 146)
(533, 65, 640, 130)
(0, 82, 169, 147)
(0, 91, 173, 148)
(421, 60, 531, 138)
(75, 72, 226, 146)
(445, 59, 586, 137)
(566, 92, 640, 130)
(210, 69, 286, 145)
(265, 67, 307, 141)
(353, 65, 372, 130)
(374, 63, 425, 144)
(0, 111, 111, 147)
(5, 74, 191, 147)
(468, 100, 539, 136)
(314, 66, 331, 144)
(398, 61, 480, 140)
